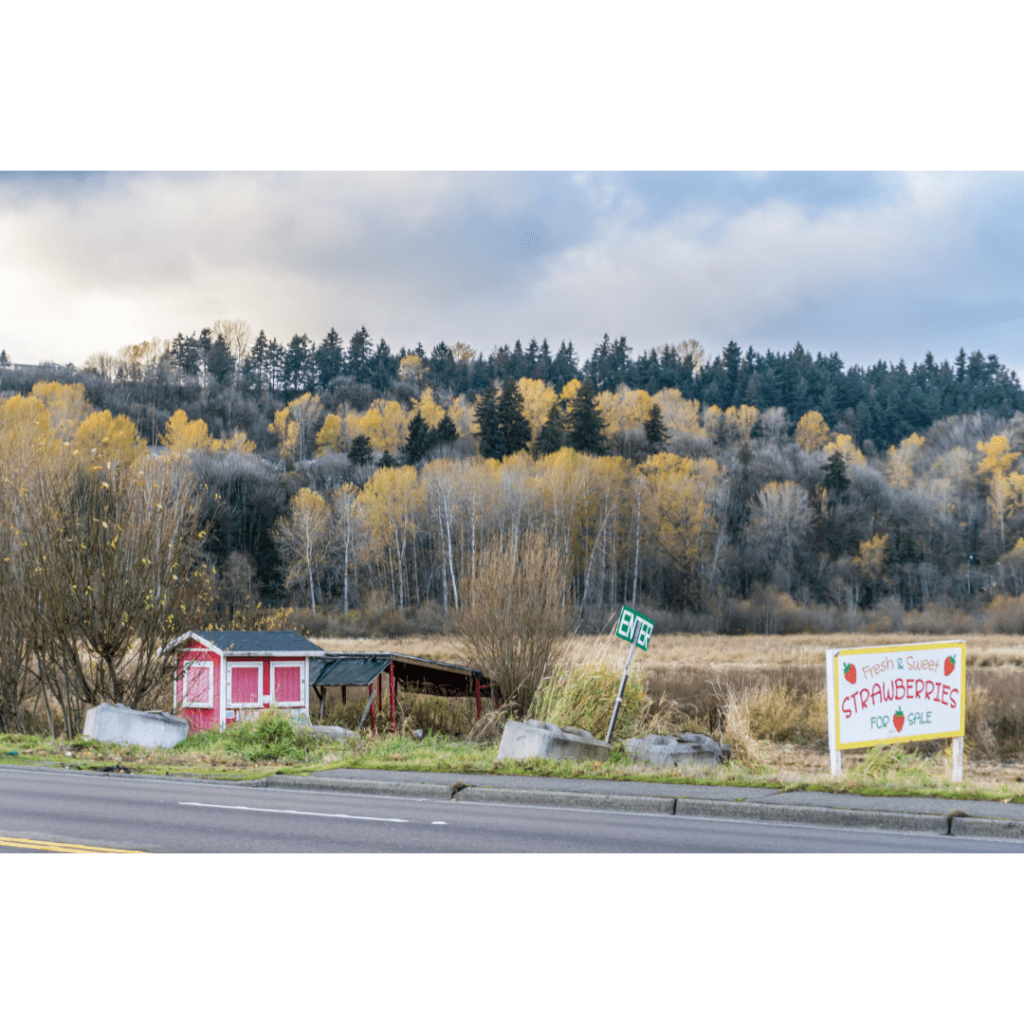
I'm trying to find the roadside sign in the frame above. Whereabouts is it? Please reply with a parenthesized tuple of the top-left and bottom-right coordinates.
(826, 640, 966, 781)
(615, 605, 654, 651)
(607, 605, 654, 744)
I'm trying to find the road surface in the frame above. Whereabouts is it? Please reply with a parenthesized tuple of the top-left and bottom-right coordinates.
(1, 767, 1022, 852)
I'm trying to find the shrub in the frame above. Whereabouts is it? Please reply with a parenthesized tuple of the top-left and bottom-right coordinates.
(452, 529, 568, 715)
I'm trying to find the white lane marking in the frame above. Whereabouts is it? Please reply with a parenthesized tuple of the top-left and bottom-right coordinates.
(431, 821, 447, 825)
(179, 801, 408, 823)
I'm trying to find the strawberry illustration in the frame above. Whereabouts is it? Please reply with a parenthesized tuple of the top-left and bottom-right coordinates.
(944, 655, 956, 677)
(893, 706, 905, 733)
(843, 662, 856, 684)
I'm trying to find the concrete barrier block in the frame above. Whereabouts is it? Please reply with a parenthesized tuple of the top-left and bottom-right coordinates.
(497, 719, 610, 762)
(297, 724, 358, 743)
(624, 732, 729, 767)
(83, 703, 189, 749)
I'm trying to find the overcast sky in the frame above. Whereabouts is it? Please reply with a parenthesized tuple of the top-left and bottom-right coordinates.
(2, 170, 1023, 375)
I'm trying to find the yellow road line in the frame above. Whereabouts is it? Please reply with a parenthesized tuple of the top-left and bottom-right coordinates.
(0, 836, 145, 853)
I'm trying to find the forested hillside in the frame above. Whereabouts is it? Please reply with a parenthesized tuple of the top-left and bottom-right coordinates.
(3, 322, 1024, 634)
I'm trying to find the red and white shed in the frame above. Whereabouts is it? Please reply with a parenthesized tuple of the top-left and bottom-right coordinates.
(173, 630, 327, 734)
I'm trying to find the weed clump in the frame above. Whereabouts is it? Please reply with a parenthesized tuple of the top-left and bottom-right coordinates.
(530, 662, 647, 740)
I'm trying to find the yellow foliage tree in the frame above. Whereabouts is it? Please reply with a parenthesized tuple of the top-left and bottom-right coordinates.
(886, 433, 925, 489)
(560, 379, 582, 405)
(412, 387, 445, 428)
(274, 487, 330, 610)
(350, 400, 409, 452)
(160, 409, 218, 452)
(30, 381, 91, 441)
(652, 389, 702, 438)
(446, 395, 475, 437)
(316, 413, 345, 456)
(640, 452, 723, 606)
(73, 410, 147, 469)
(518, 377, 558, 441)
(823, 433, 866, 467)
(853, 533, 889, 584)
(795, 410, 831, 452)
(977, 435, 1021, 476)
(268, 393, 325, 462)
(597, 385, 652, 435)
(724, 404, 759, 443)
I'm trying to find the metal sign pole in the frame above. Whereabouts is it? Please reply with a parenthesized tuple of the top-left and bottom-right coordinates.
(606, 620, 640, 745)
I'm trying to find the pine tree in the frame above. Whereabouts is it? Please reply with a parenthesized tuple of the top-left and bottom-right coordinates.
(644, 402, 668, 449)
(379, 449, 398, 468)
(403, 412, 432, 465)
(348, 434, 373, 466)
(566, 379, 607, 455)
(429, 412, 458, 448)
(347, 326, 372, 383)
(496, 377, 531, 456)
(315, 327, 344, 388)
(533, 403, 564, 456)
(207, 336, 234, 386)
(475, 383, 502, 459)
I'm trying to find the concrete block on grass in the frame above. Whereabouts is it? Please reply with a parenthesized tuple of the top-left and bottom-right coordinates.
(83, 704, 189, 749)
(497, 719, 610, 762)
(624, 732, 730, 767)
(297, 724, 358, 743)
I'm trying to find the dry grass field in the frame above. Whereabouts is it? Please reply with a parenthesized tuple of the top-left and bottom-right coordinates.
(312, 631, 1024, 789)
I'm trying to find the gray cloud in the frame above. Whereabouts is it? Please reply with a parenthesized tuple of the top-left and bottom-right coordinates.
(0, 171, 1022, 372)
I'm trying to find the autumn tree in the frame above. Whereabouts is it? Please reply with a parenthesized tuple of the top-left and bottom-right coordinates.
(274, 487, 330, 611)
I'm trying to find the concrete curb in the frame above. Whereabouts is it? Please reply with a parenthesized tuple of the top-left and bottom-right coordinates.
(672, 797, 950, 834)
(260, 774, 452, 802)
(950, 816, 1024, 840)
(457, 786, 676, 816)
(256, 773, 1021, 836)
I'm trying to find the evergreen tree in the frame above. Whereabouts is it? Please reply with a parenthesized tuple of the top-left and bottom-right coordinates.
(379, 449, 398, 468)
(403, 412, 432, 465)
(347, 326, 372, 383)
(474, 383, 502, 459)
(533, 403, 564, 456)
(428, 412, 458, 448)
(566, 379, 607, 455)
(266, 337, 285, 392)
(207, 336, 235, 386)
(315, 327, 344, 388)
(283, 334, 313, 391)
(496, 376, 531, 456)
(644, 402, 668, 449)
(348, 434, 373, 467)
(823, 452, 850, 507)
(245, 330, 272, 392)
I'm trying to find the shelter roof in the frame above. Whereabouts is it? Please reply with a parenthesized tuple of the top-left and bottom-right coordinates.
(311, 652, 491, 697)
(189, 630, 325, 656)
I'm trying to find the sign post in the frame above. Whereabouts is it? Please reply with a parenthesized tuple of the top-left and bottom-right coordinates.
(827, 641, 966, 782)
(607, 605, 654, 744)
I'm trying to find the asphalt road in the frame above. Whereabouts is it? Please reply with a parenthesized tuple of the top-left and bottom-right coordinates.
(2, 767, 1023, 852)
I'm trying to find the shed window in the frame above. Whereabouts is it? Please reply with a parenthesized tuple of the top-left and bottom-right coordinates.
(228, 662, 262, 707)
(272, 663, 303, 705)
(181, 662, 213, 708)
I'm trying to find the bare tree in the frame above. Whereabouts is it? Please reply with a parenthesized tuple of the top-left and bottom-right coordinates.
(452, 528, 568, 715)
(21, 453, 211, 735)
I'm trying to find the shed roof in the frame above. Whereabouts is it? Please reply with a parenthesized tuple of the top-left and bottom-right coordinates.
(310, 652, 491, 697)
(190, 630, 325, 656)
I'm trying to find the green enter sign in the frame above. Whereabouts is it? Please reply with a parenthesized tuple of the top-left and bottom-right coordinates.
(615, 605, 654, 651)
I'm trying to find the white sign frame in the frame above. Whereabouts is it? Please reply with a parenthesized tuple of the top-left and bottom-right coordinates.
(826, 641, 965, 782)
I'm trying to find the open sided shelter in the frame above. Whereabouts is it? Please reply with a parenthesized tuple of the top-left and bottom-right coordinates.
(311, 652, 496, 732)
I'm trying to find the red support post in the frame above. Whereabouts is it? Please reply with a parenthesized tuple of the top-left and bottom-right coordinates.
(475, 676, 482, 720)
(389, 660, 396, 734)
(370, 678, 376, 734)
(493, 681, 499, 710)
